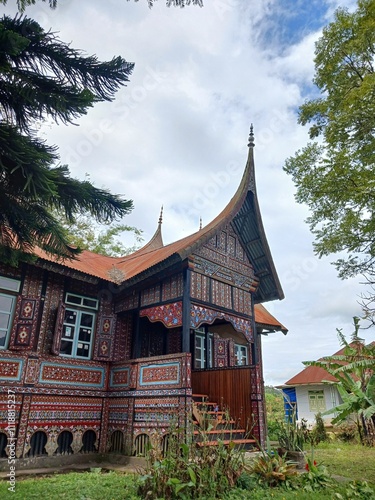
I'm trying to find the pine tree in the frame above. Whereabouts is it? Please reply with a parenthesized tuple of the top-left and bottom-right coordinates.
(0, 15, 134, 265)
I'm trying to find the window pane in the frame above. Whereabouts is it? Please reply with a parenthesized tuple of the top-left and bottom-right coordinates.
(77, 343, 90, 358)
(0, 277, 20, 292)
(0, 313, 10, 330)
(65, 294, 82, 305)
(81, 313, 94, 328)
(82, 298, 98, 309)
(78, 327, 91, 342)
(62, 325, 75, 339)
(0, 312, 11, 330)
(60, 339, 73, 355)
(0, 295, 13, 312)
(64, 310, 77, 325)
(0, 330, 7, 347)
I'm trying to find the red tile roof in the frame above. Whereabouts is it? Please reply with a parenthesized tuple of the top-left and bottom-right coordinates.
(282, 344, 361, 386)
(32, 139, 287, 332)
(284, 365, 338, 386)
(254, 303, 288, 333)
(34, 140, 283, 304)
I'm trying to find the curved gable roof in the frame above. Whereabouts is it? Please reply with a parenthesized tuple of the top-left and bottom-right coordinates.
(35, 128, 284, 303)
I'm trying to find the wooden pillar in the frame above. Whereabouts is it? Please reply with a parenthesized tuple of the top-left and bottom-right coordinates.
(182, 268, 191, 353)
(132, 292, 142, 359)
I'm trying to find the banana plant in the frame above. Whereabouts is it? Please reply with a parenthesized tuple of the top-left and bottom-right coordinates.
(303, 317, 375, 444)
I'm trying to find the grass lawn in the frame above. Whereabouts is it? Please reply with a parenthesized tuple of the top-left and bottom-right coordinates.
(0, 443, 374, 499)
(313, 441, 375, 484)
(0, 470, 139, 500)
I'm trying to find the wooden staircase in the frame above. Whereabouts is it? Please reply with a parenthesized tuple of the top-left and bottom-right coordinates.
(192, 394, 256, 450)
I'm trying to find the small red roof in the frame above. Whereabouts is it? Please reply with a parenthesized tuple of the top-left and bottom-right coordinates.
(284, 365, 338, 386)
(282, 344, 358, 386)
(254, 303, 287, 334)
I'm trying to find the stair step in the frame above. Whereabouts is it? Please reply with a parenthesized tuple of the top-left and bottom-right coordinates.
(193, 430, 247, 441)
(194, 401, 218, 408)
(192, 394, 209, 400)
(215, 420, 236, 427)
(196, 438, 256, 448)
(193, 419, 236, 427)
(194, 429, 246, 435)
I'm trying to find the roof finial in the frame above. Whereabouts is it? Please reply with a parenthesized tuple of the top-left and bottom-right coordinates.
(158, 205, 163, 225)
(248, 123, 255, 148)
(199, 217, 202, 230)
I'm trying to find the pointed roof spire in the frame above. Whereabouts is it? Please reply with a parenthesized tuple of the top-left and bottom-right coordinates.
(158, 205, 163, 226)
(129, 206, 164, 255)
(199, 217, 202, 230)
(248, 123, 255, 148)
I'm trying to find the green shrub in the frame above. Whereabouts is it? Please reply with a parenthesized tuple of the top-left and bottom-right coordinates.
(300, 457, 334, 491)
(335, 422, 358, 443)
(342, 480, 375, 499)
(276, 413, 306, 452)
(246, 450, 298, 488)
(267, 420, 281, 441)
(310, 413, 328, 445)
(137, 426, 246, 499)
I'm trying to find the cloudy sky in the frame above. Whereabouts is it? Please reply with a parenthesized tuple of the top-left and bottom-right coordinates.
(4, 0, 373, 385)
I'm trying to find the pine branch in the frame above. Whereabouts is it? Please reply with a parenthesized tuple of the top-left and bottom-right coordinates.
(0, 16, 134, 132)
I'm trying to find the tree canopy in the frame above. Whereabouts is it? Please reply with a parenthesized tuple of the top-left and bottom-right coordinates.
(57, 211, 144, 257)
(0, 0, 204, 9)
(0, 15, 134, 265)
(284, 0, 375, 282)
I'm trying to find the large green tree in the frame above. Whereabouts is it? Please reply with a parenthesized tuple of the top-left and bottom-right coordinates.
(284, 0, 375, 282)
(0, 15, 134, 265)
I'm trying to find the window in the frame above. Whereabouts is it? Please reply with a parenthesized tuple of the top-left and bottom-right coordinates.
(308, 390, 326, 412)
(194, 330, 205, 369)
(59, 293, 98, 359)
(0, 277, 20, 349)
(235, 344, 248, 366)
(208, 333, 214, 368)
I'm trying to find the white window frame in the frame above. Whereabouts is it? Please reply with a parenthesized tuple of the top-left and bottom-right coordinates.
(65, 292, 98, 310)
(234, 344, 248, 366)
(0, 277, 21, 293)
(194, 329, 206, 369)
(0, 277, 20, 350)
(59, 293, 98, 360)
(308, 390, 326, 412)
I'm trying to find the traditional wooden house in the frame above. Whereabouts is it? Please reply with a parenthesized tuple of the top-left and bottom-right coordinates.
(0, 128, 286, 466)
(279, 345, 352, 427)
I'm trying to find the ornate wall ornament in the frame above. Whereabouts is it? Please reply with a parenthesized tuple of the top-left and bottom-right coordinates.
(71, 428, 84, 454)
(8, 297, 41, 350)
(110, 367, 130, 388)
(39, 362, 105, 388)
(45, 426, 60, 456)
(139, 362, 180, 387)
(107, 266, 126, 285)
(190, 304, 253, 342)
(0, 358, 24, 382)
(140, 302, 183, 328)
(24, 359, 40, 385)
